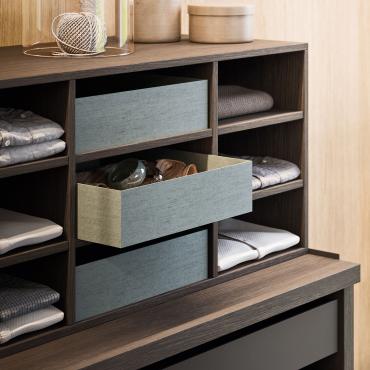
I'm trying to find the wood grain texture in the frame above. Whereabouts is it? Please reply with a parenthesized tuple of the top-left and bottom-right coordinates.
(0, 254, 360, 370)
(0, 40, 306, 89)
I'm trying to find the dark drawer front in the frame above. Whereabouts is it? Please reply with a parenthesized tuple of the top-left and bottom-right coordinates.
(167, 301, 338, 370)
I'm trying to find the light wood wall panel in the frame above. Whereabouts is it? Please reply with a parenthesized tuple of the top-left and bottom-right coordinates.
(0, 0, 369, 368)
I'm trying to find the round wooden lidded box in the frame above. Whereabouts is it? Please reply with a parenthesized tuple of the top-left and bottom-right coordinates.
(188, 4, 255, 44)
(134, 0, 182, 43)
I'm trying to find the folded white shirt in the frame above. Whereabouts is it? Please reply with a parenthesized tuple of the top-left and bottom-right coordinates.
(219, 219, 300, 269)
(0, 306, 64, 344)
(0, 208, 63, 255)
(218, 237, 259, 271)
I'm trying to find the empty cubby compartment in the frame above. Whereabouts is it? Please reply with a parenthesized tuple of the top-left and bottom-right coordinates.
(75, 229, 208, 321)
(77, 150, 252, 248)
(75, 73, 209, 154)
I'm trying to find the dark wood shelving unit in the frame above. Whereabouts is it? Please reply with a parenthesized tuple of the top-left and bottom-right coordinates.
(0, 40, 359, 370)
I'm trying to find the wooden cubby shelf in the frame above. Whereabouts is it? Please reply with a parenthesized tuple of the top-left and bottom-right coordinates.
(252, 179, 304, 200)
(218, 110, 304, 136)
(0, 39, 360, 370)
(0, 240, 69, 269)
(0, 156, 69, 179)
(76, 129, 213, 164)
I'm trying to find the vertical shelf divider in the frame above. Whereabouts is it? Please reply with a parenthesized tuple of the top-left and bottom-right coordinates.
(65, 80, 76, 325)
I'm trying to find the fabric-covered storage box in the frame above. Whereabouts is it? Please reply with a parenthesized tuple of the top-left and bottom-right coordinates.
(75, 229, 208, 321)
(77, 150, 252, 248)
(75, 76, 208, 154)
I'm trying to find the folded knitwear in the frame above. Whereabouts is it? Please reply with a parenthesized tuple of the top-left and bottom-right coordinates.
(218, 85, 274, 120)
(0, 274, 60, 322)
(0, 208, 63, 255)
(0, 108, 64, 148)
(242, 156, 300, 190)
(218, 237, 259, 271)
(218, 219, 300, 271)
(0, 139, 66, 167)
(0, 306, 64, 344)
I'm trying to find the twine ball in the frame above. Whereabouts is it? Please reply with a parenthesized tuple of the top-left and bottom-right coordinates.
(53, 12, 107, 55)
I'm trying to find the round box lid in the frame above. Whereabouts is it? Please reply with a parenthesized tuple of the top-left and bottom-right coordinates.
(188, 4, 255, 16)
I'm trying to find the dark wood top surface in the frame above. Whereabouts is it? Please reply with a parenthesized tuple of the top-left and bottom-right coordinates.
(0, 254, 359, 370)
(0, 40, 307, 89)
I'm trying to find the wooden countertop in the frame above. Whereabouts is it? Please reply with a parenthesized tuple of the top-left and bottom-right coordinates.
(0, 40, 307, 89)
(0, 253, 359, 370)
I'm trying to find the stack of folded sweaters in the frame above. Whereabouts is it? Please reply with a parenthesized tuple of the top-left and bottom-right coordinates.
(0, 208, 63, 255)
(0, 274, 64, 344)
(218, 85, 274, 120)
(218, 218, 300, 271)
(0, 108, 66, 167)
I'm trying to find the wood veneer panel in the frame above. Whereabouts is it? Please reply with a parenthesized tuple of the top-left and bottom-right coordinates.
(0, 40, 307, 89)
(0, 254, 359, 370)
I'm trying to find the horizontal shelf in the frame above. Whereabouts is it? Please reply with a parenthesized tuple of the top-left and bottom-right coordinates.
(218, 110, 304, 136)
(219, 247, 307, 278)
(0, 156, 69, 179)
(0, 240, 69, 269)
(253, 179, 304, 200)
(76, 129, 213, 163)
(0, 253, 358, 370)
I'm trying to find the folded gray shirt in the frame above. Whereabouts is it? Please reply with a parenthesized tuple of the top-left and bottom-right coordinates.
(0, 274, 60, 322)
(0, 108, 64, 148)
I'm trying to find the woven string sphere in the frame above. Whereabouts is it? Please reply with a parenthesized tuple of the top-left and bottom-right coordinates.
(52, 12, 107, 55)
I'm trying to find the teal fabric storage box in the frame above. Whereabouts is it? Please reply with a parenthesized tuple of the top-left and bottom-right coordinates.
(77, 150, 252, 248)
(75, 76, 208, 154)
(75, 230, 208, 321)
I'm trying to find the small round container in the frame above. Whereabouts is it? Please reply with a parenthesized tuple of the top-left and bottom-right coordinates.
(134, 0, 182, 43)
(188, 4, 255, 44)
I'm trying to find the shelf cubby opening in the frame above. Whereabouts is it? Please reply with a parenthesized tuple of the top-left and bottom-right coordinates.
(218, 51, 305, 133)
(0, 167, 68, 232)
(75, 227, 210, 322)
(218, 51, 305, 112)
(218, 187, 306, 276)
(74, 66, 213, 160)
(0, 252, 69, 356)
(0, 81, 71, 155)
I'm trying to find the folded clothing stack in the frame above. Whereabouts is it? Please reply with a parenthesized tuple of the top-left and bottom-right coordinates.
(0, 208, 63, 255)
(230, 155, 301, 190)
(0, 108, 66, 167)
(218, 85, 274, 120)
(0, 273, 64, 344)
(218, 218, 300, 271)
